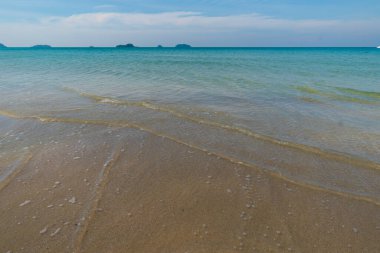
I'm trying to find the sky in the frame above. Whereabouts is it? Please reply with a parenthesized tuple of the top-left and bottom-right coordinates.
(0, 0, 379, 47)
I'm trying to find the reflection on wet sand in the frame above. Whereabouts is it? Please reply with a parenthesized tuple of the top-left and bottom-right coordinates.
(0, 115, 379, 253)
(2, 106, 380, 205)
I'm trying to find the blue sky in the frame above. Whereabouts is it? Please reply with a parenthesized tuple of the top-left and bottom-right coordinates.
(0, 0, 379, 46)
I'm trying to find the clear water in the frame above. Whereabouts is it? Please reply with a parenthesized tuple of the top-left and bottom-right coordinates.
(1, 47, 379, 163)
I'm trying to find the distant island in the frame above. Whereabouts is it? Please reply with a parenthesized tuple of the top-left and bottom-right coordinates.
(116, 43, 136, 48)
(32, 45, 52, 48)
(0, 43, 197, 48)
(175, 44, 192, 48)
(116, 44, 192, 48)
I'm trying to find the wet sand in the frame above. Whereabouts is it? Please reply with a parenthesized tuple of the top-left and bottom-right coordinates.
(0, 115, 380, 253)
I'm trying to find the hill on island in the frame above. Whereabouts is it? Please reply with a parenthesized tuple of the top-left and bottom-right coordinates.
(0, 43, 7, 48)
(116, 43, 136, 48)
(175, 44, 192, 48)
(32, 45, 52, 48)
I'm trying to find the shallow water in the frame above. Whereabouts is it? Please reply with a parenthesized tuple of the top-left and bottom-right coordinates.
(1, 48, 380, 161)
(0, 47, 380, 252)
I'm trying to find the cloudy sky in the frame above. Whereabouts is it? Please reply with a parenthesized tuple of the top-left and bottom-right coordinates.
(0, 0, 379, 47)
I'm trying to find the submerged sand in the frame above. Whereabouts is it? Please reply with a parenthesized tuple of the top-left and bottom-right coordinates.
(0, 115, 380, 253)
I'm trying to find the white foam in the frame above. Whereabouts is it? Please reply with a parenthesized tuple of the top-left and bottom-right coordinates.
(68, 197, 76, 204)
(100, 98, 118, 103)
(50, 227, 61, 237)
(19, 200, 31, 207)
(39, 226, 48, 234)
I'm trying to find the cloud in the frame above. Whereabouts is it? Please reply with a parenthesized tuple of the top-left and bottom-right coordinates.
(93, 5, 117, 11)
(0, 11, 379, 46)
(42, 12, 339, 30)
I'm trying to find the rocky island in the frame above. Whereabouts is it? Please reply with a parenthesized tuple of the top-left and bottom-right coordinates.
(32, 45, 52, 48)
(0, 43, 7, 48)
(175, 44, 192, 48)
(116, 43, 136, 48)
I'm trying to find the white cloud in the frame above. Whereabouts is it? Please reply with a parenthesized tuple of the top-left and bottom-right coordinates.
(93, 5, 117, 11)
(42, 12, 339, 30)
(0, 11, 379, 46)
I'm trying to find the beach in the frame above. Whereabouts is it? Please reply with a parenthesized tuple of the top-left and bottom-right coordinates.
(1, 48, 380, 252)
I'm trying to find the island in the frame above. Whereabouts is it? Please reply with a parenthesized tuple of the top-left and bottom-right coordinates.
(116, 43, 136, 48)
(0, 43, 7, 48)
(157, 45, 163, 48)
(175, 44, 192, 48)
(32, 45, 52, 48)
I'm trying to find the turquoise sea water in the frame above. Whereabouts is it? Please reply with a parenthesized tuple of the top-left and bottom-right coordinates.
(1, 48, 379, 160)
(0, 47, 379, 168)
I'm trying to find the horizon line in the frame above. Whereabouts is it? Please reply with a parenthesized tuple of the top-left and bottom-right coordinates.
(1, 46, 379, 48)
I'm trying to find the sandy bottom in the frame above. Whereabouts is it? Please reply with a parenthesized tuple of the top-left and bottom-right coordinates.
(0, 116, 379, 253)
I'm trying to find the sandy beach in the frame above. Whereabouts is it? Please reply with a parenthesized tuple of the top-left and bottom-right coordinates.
(1, 113, 379, 253)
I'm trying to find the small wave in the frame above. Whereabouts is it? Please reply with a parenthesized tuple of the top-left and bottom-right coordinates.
(296, 86, 322, 95)
(0, 153, 33, 192)
(334, 87, 380, 99)
(99, 98, 120, 104)
(72, 146, 123, 252)
(1, 109, 380, 207)
(296, 85, 378, 104)
(299, 96, 324, 104)
(61, 87, 380, 172)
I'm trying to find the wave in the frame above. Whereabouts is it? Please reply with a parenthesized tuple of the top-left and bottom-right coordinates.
(299, 96, 324, 104)
(72, 146, 123, 252)
(0, 153, 33, 193)
(296, 85, 378, 104)
(1, 109, 380, 207)
(334, 87, 380, 99)
(62, 87, 380, 172)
